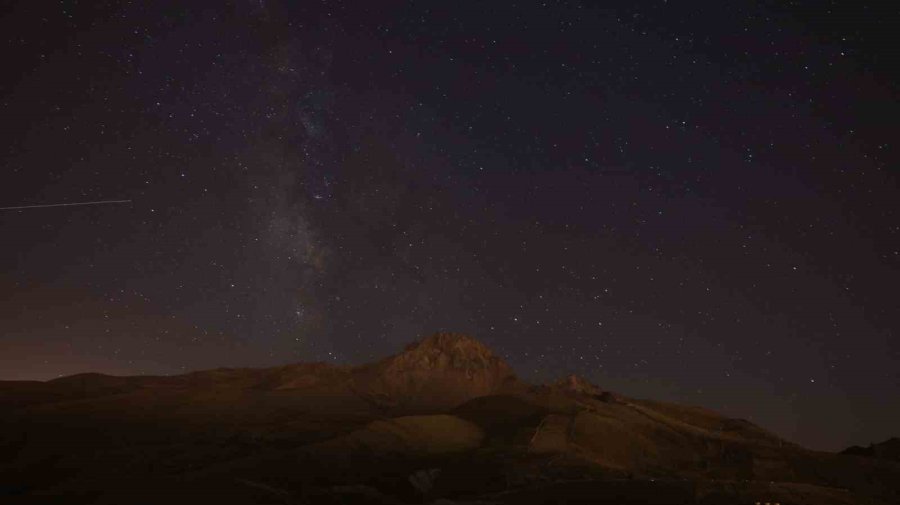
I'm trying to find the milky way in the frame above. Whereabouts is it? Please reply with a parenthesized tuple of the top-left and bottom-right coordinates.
(0, 1, 897, 451)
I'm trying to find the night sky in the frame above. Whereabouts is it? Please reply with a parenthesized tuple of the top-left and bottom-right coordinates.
(1, 1, 898, 451)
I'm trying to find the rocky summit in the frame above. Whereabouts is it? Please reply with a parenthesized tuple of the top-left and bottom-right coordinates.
(551, 374, 603, 396)
(357, 332, 523, 411)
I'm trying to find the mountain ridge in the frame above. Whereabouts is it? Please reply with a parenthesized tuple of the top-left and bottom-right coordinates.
(841, 437, 900, 462)
(2, 332, 899, 504)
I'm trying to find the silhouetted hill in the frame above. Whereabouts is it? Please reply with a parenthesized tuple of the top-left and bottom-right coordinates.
(1, 332, 898, 504)
(841, 437, 900, 462)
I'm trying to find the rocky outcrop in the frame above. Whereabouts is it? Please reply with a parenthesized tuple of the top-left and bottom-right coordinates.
(356, 333, 522, 410)
(552, 374, 603, 396)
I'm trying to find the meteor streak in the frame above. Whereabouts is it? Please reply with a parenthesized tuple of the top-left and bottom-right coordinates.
(0, 199, 132, 211)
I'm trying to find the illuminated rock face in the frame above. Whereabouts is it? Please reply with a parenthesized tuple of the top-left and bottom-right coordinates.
(360, 332, 522, 410)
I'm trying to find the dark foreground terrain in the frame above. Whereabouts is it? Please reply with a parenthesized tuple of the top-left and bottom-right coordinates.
(2, 333, 898, 504)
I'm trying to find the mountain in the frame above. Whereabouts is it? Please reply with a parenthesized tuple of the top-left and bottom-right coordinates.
(841, 437, 900, 462)
(551, 374, 603, 395)
(354, 333, 523, 411)
(2, 332, 899, 505)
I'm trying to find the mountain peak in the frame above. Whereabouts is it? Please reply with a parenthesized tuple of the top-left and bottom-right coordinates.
(552, 374, 603, 396)
(361, 332, 520, 410)
(402, 332, 497, 358)
(392, 332, 514, 377)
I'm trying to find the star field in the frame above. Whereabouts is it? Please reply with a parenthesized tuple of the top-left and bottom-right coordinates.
(0, 1, 898, 451)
